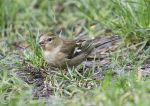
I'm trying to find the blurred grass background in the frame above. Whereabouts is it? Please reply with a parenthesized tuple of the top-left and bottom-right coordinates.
(0, 0, 150, 106)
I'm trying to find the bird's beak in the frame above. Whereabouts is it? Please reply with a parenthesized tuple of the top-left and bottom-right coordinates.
(39, 41, 45, 46)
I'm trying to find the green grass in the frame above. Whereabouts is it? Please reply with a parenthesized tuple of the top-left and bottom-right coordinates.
(0, 0, 150, 106)
(111, 0, 150, 43)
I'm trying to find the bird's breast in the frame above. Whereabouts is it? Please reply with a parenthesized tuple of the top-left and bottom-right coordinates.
(43, 46, 66, 66)
(43, 51, 56, 64)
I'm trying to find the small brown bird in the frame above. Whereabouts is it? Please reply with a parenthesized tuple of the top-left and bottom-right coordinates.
(38, 32, 94, 68)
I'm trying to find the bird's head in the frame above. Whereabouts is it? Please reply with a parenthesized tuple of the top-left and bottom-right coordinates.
(38, 32, 62, 50)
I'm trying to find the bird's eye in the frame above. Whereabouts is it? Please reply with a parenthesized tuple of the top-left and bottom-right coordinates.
(47, 37, 52, 41)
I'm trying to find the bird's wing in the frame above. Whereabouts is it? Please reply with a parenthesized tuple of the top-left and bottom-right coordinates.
(60, 39, 94, 59)
(59, 40, 77, 58)
(72, 39, 94, 57)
